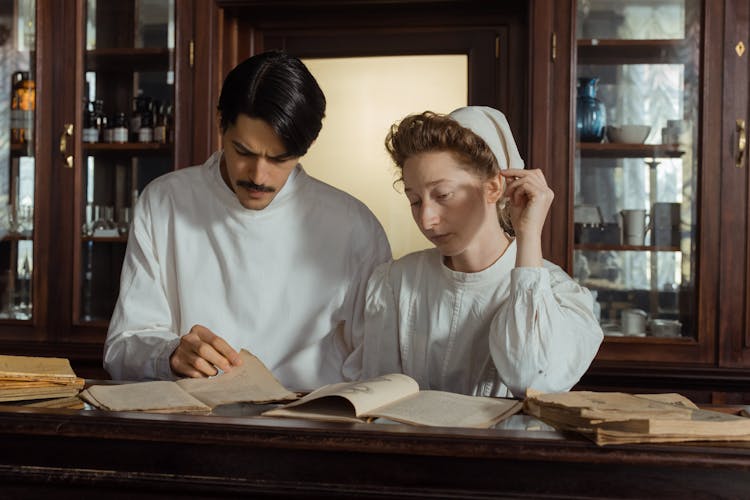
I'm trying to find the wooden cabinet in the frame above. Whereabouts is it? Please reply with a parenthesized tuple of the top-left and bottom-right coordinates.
(0, 0, 192, 377)
(0, 0, 748, 393)
(573, 0, 705, 356)
(544, 0, 750, 401)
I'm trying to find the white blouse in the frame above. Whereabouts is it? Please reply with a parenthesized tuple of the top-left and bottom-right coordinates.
(357, 242, 603, 397)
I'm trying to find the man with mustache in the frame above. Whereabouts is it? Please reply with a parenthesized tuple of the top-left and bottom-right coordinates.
(103, 51, 391, 390)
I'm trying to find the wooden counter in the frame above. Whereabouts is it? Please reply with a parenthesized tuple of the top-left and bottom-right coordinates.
(0, 403, 749, 498)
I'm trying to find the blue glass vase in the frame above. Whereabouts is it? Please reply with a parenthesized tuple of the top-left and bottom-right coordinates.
(576, 77, 606, 143)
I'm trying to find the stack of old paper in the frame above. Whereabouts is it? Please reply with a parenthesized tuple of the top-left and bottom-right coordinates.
(0, 354, 85, 405)
(524, 391, 750, 446)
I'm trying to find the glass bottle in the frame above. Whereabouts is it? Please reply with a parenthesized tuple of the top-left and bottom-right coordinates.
(10, 71, 35, 145)
(138, 104, 154, 143)
(94, 99, 107, 142)
(153, 100, 168, 143)
(82, 101, 99, 143)
(576, 77, 606, 143)
(112, 112, 129, 143)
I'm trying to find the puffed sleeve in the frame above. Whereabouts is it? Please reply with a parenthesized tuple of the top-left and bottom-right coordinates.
(103, 189, 180, 381)
(343, 261, 403, 381)
(488, 265, 603, 397)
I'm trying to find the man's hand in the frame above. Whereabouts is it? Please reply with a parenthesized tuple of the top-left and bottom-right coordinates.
(170, 325, 243, 377)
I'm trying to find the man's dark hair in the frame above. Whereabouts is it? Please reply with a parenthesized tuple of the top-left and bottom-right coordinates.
(217, 51, 326, 157)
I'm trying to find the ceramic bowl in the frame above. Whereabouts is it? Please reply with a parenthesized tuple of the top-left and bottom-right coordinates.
(606, 125, 651, 144)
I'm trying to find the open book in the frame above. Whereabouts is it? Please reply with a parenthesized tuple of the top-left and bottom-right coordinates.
(0, 354, 85, 402)
(80, 350, 298, 413)
(524, 390, 750, 445)
(263, 373, 522, 428)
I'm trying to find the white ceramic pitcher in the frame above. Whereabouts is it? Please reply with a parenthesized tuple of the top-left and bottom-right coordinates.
(620, 209, 649, 245)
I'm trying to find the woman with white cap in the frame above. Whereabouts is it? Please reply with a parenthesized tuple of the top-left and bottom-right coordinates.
(347, 107, 603, 398)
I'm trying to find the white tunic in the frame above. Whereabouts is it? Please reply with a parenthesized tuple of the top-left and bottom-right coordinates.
(358, 243, 603, 397)
(104, 151, 391, 390)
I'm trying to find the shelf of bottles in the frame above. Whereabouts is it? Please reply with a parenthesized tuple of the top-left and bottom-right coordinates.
(0, 0, 35, 321)
(573, 0, 700, 341)
(78, 0, 174, 324)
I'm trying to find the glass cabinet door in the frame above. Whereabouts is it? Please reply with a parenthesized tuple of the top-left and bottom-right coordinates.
(573, 1, 700, 346)
(0, 0, 35, 321)
(76, 0, 174, 325)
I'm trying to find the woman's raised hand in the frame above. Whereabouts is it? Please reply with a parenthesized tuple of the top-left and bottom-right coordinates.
(500, 168, 554, 239)
(500, 169, 554, 268)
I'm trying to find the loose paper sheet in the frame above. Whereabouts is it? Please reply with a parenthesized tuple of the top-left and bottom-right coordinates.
(176, 350, 298, 407)
(368, 390, 523, 428)
(83, 381, 211, 413)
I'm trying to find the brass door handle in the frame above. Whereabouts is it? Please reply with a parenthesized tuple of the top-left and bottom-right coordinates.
(737, 119, 746, 168)
(59, 123, 74, 168)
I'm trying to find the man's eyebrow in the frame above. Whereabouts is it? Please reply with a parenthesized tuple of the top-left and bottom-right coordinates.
(268, 152, 294, 161)
(231, 140, 291, 160)
(231, 140, 253, 152)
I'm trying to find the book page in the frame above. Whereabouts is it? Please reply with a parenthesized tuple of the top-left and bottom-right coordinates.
(366, 391, 523, 428)
(0, 386, 82, 402)
(175, 350, 298, 407)
(530, 391, 694, 420)
(82, 381, 210, 413)
(0, 354, 79, 381)
(598, 407, 750, 436)
(262, 397, 365, 424)
(267, 373, 419, 417)
(635, 393, 699, 409)
(594, 428, 750, 446)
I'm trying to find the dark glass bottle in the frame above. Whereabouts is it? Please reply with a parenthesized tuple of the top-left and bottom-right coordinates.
(10, 71, 35, 145)
(576, 77, 606, 143)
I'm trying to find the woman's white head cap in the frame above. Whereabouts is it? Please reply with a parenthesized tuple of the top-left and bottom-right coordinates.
(448, 106, 524, 171)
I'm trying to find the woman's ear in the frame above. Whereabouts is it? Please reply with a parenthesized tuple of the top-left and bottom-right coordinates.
(484, 173, 505, 204)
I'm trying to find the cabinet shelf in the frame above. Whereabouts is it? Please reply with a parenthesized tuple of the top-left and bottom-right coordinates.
(575, 243, 680, 252)
(1, 234, 33, 241)
(81, 236, 128, 243)
(85, 48, 172, 72)
(10, 144, 31, 157)
(577, 39, 688, 64)
(83, 143, 172, 155)
(603, 335, 694, 344)
(578, 143, 684, 158)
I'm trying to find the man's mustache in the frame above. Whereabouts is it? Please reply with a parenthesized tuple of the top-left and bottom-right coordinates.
(237, 180, 275, 193)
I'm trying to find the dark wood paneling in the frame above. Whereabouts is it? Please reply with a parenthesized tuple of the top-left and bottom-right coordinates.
(193, 0, 529, 165)
(174, 0, 194, 171)
(530, 0, 573, 269)
(720, 0, 750, 368)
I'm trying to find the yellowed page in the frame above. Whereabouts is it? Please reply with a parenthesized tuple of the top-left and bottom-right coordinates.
(22, 396, 85, 410)
(0, 386, 81, 402)
(175, 350, 298, 407)
(635, 393, 699, 409)
(0, 380, 76, 389)
(261, 397, 365, 424)
(530, 391, 694, 421)
(366, 391, 523, 428)
(83, 381, 210, 413)
(0, 354, 79, 382)
(263, 373, 419, 420)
